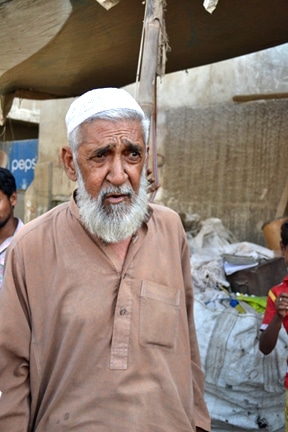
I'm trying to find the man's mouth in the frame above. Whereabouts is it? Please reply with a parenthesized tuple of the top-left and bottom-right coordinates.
(104, 192, 130, 205)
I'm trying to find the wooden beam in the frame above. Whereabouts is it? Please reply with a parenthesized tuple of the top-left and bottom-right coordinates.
(233, 93, 288, 103)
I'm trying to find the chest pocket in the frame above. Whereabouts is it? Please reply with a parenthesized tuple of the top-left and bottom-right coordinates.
(139, 280, 180, 351)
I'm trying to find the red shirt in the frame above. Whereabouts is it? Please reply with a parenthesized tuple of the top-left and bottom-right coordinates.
(261, 274, 288, 388)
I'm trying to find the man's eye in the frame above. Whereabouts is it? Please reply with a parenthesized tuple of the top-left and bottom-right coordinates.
(130, 151, 141, 158)
(95, 151, 106, 158)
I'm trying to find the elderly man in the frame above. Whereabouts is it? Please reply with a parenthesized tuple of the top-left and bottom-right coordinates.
(0, 88, 210, 432)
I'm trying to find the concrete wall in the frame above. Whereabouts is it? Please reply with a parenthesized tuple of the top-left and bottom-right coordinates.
(157, 100, 288, 245)
(155, 43, 288, 109)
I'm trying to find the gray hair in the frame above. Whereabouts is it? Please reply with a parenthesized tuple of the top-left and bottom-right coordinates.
(68, 108, 150, 155)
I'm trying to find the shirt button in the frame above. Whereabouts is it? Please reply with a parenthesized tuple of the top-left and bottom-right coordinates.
(120, 308, 127, 316)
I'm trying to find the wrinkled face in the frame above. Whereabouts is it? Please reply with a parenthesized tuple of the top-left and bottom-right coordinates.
(62, 118, 149, 242)
(75, 119, 147, 203)
(0, 190, 15, 229)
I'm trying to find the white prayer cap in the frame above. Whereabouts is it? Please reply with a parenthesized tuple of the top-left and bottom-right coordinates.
(65, 87, 145, 136)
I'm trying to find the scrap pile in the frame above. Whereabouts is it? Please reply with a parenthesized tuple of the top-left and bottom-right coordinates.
(181, 214, 288, 432)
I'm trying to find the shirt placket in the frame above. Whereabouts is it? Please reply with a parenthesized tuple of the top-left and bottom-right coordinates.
(110, 276, 132, 370)
(109, 228, 147, 371)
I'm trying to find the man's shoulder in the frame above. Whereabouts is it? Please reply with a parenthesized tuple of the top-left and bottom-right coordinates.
(149, 203, 181, 220)
(266, 276, 288, 304)
(13, 201, 70, 242)
(270, 275, 288, 295)
(147, 203, 184, 236)
(15, 218, 24, 232)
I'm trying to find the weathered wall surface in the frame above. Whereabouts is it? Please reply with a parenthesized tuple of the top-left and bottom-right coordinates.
(156, 100, 288, 245)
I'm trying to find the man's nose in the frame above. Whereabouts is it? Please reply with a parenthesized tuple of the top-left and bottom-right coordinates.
(106, 157, 128, 186)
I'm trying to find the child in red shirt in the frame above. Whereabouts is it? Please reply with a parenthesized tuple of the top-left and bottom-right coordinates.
(260, 220, 288, 430)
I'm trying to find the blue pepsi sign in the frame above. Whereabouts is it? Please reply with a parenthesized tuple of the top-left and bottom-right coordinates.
(7, 139, 38, 190)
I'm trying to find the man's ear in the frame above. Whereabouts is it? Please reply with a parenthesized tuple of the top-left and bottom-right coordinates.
(10, 191, 17, 208)
(145, 146, 150, 171)
(61, 146, 77, 182)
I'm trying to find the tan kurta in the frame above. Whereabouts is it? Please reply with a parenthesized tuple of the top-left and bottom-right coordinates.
(0, 196, 210, 432)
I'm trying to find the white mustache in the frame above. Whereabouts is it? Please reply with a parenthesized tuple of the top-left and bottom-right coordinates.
(100, 186, 134, 201)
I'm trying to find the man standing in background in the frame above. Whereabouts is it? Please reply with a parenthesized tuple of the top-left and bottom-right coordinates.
(0, 167, 23, 291)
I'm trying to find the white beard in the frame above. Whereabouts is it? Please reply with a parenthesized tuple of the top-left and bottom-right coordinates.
(75, 168, 149, 243)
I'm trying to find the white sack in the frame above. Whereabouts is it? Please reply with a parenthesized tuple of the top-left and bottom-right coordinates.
(194, 297, 287, 431)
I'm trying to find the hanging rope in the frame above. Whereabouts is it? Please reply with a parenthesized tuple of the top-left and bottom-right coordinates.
(148, 80, 160, 202)
(135, 0, 169, 201)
